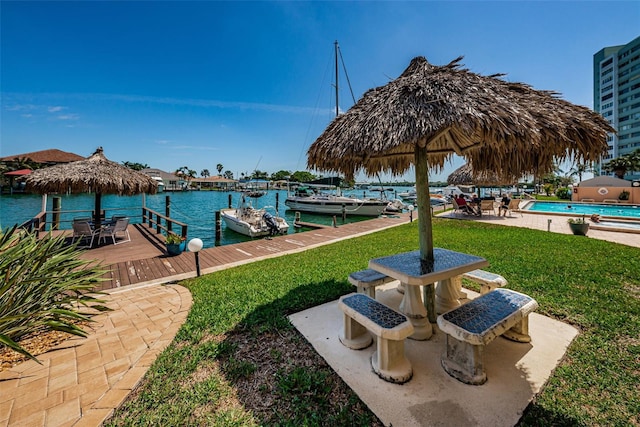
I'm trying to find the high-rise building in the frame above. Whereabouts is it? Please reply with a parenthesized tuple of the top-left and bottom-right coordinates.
(593, 36, 640, 180)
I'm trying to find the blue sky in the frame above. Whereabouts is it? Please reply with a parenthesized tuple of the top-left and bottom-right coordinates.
(2, 1, 639, 183)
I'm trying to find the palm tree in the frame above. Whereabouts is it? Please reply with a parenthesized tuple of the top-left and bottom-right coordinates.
(201, 169, 210, 178)
(216, 163, 223, 176)
(603, 156, 633, 179)
(569, 163, 593, 183)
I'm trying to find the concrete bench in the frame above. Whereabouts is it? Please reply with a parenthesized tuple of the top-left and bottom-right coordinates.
(348, 269, 396, 298)
(338, 293, 414, 383)
(462, 269, 508, 295)
(437, 288, 538, 385)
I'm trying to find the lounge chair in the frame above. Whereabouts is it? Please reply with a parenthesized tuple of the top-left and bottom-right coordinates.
(480, 200, 496, 216)
(99, 217, 131, 245)
(506, 199, 523, 217)
(72, 220, 99, 248)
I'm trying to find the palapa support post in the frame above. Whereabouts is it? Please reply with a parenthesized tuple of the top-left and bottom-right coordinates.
(415, 144, 434, 263)
(94, 193, 102, 229)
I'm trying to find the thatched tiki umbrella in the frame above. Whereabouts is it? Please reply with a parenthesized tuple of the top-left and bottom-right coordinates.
(308, 56, 613, 263)
(447, 163, 508, 187)
(26, 147, 158, 228)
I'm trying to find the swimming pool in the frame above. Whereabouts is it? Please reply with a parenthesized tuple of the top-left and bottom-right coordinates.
(522, 201, 640, 219)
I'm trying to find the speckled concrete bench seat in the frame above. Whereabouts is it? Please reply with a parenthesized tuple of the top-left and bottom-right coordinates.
(348, 269, 395, 298)
(462, 269, 508, 295)
(437, 288, 538, 385)
(338, 293, 414, 383)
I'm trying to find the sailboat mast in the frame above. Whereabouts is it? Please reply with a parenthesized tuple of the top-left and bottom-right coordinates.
(334, 40, 339, 117)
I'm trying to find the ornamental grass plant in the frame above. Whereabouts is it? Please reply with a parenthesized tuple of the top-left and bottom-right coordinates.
(104, 218, 639, 426)
(0, 225, 109, 361)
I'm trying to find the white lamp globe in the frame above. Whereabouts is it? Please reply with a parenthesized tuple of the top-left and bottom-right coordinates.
(187, 238, 203, 252)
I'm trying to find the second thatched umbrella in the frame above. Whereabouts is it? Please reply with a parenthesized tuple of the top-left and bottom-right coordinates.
(25, 147, 158, 228)
(446, 163, 515, 188)
(308, 56, 613, 262)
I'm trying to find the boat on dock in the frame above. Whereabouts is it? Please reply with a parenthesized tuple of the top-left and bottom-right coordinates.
(221, 196, 289, 238)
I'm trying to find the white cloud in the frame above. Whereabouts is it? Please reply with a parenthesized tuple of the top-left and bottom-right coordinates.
(48, 106, 66, 113)
(57, 113, 79, 120)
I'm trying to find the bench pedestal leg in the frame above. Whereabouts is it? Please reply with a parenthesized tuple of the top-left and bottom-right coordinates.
(339, 314, 373, 350)
(399, 284, 432, 340)
(372, 338, 413, 384)
(502, 315, 532, 343)
(451, 275, 467, 299)
(479, 284, 494, 295)
(396, 282, 405, 294)
(441, 335, 487, 385)
(436, 278, 462, 314)
(357, 286, 376, 299)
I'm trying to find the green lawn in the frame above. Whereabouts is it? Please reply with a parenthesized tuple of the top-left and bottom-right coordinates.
(105, 218, 640, 426)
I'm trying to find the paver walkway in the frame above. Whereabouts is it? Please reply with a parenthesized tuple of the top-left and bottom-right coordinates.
(0, 284, 192, 427)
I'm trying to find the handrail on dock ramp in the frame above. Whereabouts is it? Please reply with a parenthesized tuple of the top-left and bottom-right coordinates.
(142, 206, 188, 239)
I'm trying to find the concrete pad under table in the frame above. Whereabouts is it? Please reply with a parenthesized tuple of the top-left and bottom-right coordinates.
(289, 284, 578, 427)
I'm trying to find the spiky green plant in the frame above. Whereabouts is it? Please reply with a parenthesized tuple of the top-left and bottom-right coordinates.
(0, 225, 109, 362)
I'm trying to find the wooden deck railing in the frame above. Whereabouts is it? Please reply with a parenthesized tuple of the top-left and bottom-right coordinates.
(142, 207, 188, 239)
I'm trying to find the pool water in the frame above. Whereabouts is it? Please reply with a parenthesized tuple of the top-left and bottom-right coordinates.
(523, 201, 640, 219)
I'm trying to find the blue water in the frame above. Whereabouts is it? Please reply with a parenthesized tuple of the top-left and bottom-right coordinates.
(0, 187, 417, 248)
(525, 201, 640, 219)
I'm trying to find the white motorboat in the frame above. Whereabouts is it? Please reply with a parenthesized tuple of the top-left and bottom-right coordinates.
(285, 184, 388, 217)
(221, 197, 289, 238)
(151, 176, 165, 193)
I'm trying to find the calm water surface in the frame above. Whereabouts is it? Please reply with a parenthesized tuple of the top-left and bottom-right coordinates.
(1, 188, 415, 248)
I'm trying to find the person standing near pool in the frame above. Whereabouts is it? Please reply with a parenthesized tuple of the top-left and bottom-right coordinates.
(499, 194, 511, 216)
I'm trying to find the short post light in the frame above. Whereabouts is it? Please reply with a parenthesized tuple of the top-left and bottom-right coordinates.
(408, 205, 415, 222)
(187, 238, 204, 277)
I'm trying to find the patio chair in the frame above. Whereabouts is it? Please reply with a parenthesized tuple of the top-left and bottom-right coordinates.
(107, 214, 128, 227)
(480, 200, 496, 216)
(451, 198, 463, 215)
(72, 220, 99, 248)
(506, 199, 523, 217)
(99, 217, 131, 245)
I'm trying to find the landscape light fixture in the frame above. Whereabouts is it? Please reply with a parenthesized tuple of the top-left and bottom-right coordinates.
(187, 238, 204, 277)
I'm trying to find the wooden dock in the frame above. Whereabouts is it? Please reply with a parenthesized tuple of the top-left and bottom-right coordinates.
(74, 213, 414, 290)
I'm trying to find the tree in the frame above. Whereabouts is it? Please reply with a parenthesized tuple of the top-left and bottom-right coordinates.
(290, 171, 316, 182)
(175, 166, 196, 187)
(628, 149, 640, 172)
(569, 163, 594, 183)
(216, 163, 223, 176)
(603, 156, 633, 179)
(121, 161, 149, 171)
(223, 170, 234, 179)
(270, 170, 292, 181)
(201, 169, 210, 178)
(251, 169, 269, 180)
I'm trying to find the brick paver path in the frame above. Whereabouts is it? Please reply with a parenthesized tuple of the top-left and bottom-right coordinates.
(0, 284, 192, 427)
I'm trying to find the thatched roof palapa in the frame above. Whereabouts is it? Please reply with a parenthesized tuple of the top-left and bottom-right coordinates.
(446, 163, 509, 187)
(307, 56, 614, 261)
(26, 147, 158, 228)
(26, 147, 158, 195)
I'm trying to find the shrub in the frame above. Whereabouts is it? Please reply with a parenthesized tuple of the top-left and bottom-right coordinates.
(0, 225, 109, 362)
(555, 187, 571, 199)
